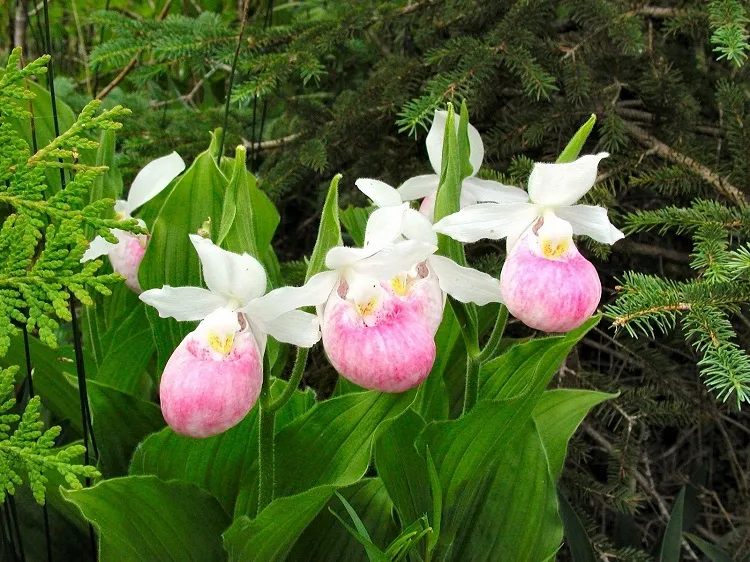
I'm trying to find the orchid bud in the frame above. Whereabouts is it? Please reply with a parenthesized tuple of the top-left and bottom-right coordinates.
(108, 229, 150, 294)
(500, 214, 601, 332)
(321, 278, 436, 393)
(159, 308, 262, 438)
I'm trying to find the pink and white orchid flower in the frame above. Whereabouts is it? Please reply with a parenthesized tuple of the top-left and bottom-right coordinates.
(500, 213, 601, 332)
(397, 110, 528, 220)
(356, 178, 504, 333)
(433, 152, 625, 251)
(275, 213, 439, 392)
(139, 234, 320, 437)
(81, 152, 186, 293)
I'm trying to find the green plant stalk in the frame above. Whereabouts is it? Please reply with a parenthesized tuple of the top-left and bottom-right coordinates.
(479, 305, 508, 363)
(462, 352, 481, 416)
(269, 347, 308, 413)
(257, 357, 276, 513)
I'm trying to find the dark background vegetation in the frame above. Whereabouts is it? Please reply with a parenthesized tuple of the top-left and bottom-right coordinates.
(3, 0, 750, 559)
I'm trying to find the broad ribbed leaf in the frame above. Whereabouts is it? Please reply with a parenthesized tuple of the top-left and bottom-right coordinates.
(307, 174, 342, 280)
(131, 380, 313, 514)
(289, 479, 398, 562)
(533, 389, 615, 479)
(62, 476, 230, 562)
(224, 486, 336, 562)
(557, 114, 596, 164)
(659, 487, 686, 562)
(559, 491, 596, 562)
(235, 390, 414, 517)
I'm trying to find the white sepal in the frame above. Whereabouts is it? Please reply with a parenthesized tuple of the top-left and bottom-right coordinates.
(354, 240, 437, 280)
(555, 205, 625, 244)
(397, 174, 439, 202)
(429, 255, 502, 305)
(433, 202, 541, 243)
(364, 203, 408, 248)
(402, 208, 437, 245)
(139, 286, 229, 321)
(81, 235, 118, 262)
(461, 177, 529, 204)
(189, 234, 266, 304)
(126, 152, 186, 213)
(426, 110, 484, 176)
(355, 178, 402, 208)
(243, 270, 339, 322)
(527, 152, 608, 207)
(259, 309, 321, 348)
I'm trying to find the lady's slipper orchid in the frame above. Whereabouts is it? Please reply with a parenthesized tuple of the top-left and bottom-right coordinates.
(139, 234, 320, 437)
(356, 178, 504, 333)
(159, 307, 262, 438)
(500, 213, 601, 332)
(81, 152, 186, 293)
(396, 110, 527, 220)
(433, 152, 625, 250)
(270, 213, 439, 392)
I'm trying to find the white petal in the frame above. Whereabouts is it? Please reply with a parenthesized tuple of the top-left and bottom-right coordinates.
(326, 245, 380, 271)
(461, 177, 529, 205)
(402, 208, 437, 245)
(426, 110, 484, 176)
(114, 200, 130, 217)
(527, 152, 608, 207)
(355, 178, 401, 208)
(355, 239, 437, 280)
(139, 286, 229, 321)
(80, 235, 117, 262)
(243, 271, 338, 322)
(189, 234, 266, 303)
(261, 309, 321, 347)
(433, 203, 541, 243)
(364, 204, 408, 248)
(429, 255, 502, 305)
(555, 205, 625, 244)
(126, 152, 186, 213)
(397, 174, 439, 202)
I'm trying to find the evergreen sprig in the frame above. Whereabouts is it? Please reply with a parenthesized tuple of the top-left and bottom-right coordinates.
(0, 48, 141, 354)
(0, 366, 100, 505)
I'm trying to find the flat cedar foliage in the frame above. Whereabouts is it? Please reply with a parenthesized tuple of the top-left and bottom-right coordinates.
(1, 0, 750, 560)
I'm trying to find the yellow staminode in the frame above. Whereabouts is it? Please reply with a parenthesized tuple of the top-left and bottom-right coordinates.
(357, 296, 378, 317)
(391, 275, 409, 296)
(540, 238, 570, 259)
(208, 331, 234, 355)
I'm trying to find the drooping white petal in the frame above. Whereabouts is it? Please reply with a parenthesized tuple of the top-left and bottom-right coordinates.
(555, 205, 625, 245)
(81, 235, 118, 262)
(355, 240, 437, 280)
(260, 309, 321, 347)
(461, 177, 529, 204)
(402, 208, 437, 245)
(397, 174, 439, 202)
(139, 286, 229, 321)
(426, 110, 484, 176)
(126, 152, 186, 213)
(527, 152, 609, 207)
(243, 270, 339, 322)
(355, 178, 402, 208)
(429, 255, 503, 305)
(189, 234, 266, 303)
(364, 204, 408, 248)
(433, 202, 541, 244)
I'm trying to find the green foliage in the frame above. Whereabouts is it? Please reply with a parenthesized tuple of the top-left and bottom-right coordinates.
(0, 48, 138, 354)
(0, 365, 98, 505)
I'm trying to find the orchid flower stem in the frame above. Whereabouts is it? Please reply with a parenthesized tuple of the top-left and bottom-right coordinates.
(462, 352, 481, 416)
(268, 347, 308, 413)
(257, 354, 275, 512)
(478, 305, 508, 364)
